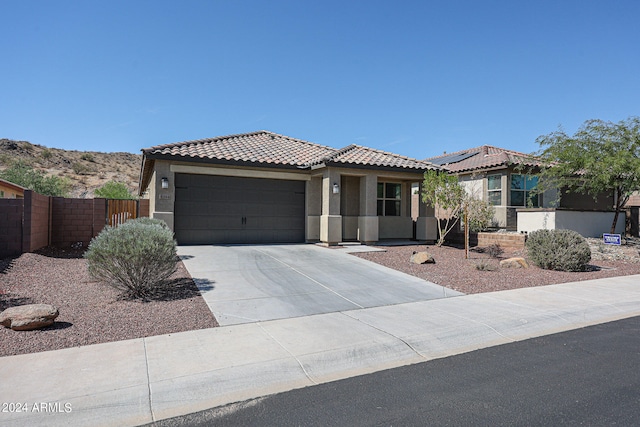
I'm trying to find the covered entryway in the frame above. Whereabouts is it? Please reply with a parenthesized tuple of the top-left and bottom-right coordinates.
(174, 173, 305, 244)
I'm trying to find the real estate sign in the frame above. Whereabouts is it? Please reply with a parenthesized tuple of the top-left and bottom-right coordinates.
(603, 233, 621, 245)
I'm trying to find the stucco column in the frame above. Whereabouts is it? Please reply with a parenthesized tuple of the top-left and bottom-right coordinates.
(357, 173, 378, 244)
(305, 176, 322, 242)
(152, 160, 175, 231)
(320, 168, 342, 245)
(416, 181, 437, 242)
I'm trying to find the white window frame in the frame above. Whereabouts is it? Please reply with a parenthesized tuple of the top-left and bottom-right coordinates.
(487, 174, 502, 206)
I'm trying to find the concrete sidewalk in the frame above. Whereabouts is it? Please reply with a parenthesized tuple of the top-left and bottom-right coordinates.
(1, 275, 639, 427)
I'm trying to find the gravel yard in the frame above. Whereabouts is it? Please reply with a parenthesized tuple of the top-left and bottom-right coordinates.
(353, 238, 640, 295)
(2, 238, 639, 357)
(0, 248, 217, 357)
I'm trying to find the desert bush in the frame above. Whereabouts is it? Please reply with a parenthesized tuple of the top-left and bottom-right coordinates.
(41, 148, 53, 159)
(485, 243, 504, 259)
(72, 162, 92, 175)
(526, 229, 591, 272)
(475, 260, 497, 271)
(81, 153, 95, 162)
(85, 218, 177, 299)
(131, 217, 170, 229)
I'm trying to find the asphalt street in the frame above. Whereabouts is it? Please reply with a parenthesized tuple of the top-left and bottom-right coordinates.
(148, 315, 640, 426)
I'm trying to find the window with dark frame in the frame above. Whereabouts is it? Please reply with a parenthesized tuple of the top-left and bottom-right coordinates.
(510, 174, 539, 207)
(377, 182, 402, 216)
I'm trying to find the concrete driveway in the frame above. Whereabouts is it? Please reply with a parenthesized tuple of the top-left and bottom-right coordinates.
(178, 244, 462, 326)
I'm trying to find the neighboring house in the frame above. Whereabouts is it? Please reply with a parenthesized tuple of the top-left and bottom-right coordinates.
(424, 145, 621, 236)
(626, 192, 640, 207)
(0, 178, 25, 199)
(138, 131, 440, 246)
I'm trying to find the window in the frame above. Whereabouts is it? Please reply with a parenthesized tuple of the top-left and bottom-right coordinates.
(377, 182, 402, 216)
(510, 174, 539, 207)
(0, 190, 4, 198)
(487, 175, 502, 206)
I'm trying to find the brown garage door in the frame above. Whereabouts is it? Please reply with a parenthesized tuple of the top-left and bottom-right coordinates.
(174, 173, 306, 244)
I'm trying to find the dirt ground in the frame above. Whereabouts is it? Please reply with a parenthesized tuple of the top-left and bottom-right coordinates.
(353, 237, 640, 294)
(2, 238, 639, 357)
(0, 248, 217, 357)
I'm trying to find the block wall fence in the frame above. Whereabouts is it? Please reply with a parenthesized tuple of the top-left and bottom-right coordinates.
(0, 191, 150, 259)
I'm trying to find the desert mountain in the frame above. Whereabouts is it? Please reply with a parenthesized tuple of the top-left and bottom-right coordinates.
(0, 139, 141, 198)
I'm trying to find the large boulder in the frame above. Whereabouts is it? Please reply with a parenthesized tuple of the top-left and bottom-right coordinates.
(499, 257, 529, 269)
(410, 251, 435, 264)
(0, 304, 59, 331)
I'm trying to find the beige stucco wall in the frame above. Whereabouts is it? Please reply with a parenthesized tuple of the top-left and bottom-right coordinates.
(145, 160, 436, 244)
(151, 161, 174, 230)
(306, 176, 322, 241)
(379, 216, 413, 239)
(0, 183, 23, 198)
(459, 174, 484, 200)
(517, 209, 624, 237)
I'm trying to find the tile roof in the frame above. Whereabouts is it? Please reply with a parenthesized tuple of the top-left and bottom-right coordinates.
(321, 144, 439, 170)
(424, 145, 541, 173)
(139, 131, 440, 194)
(142, 131, 336, 167)
(142, 130, 438, 171)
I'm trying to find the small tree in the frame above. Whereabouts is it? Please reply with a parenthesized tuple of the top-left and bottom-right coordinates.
(94, 181, 136, 199)
(421, 170, 466, 246)
(465, 196, 495, 232)
(0, 160, 70, 196)
(536, 116, 640, 234)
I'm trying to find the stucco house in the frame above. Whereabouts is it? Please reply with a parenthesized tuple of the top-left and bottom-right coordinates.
(425, 145, 624, 237)
(138, 131, 439, 245)
(0, 178, 25, 199)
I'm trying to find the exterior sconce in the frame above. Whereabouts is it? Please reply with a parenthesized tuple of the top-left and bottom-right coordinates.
(332, 183, 340, 194)
(161, 177, 169, 189)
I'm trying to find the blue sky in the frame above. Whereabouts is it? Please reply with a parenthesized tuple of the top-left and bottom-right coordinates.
(2, 0, 639, 159)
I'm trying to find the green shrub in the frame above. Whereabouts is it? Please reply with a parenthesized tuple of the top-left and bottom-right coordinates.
(85, 218, 177, 299)
(94, 180, 136, 199)
(0, 160, 70, 196)
(526, 229, 591, 272)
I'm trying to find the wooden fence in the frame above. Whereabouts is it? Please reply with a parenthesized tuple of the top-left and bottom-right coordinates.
(0, 193, 150, 258)
(107, 199, 138, 227)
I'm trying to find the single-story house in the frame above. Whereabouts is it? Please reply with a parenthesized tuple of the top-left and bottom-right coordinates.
(0, 178, 25, 199)
(138, 131, 440, 245)
(424, 145, 624, 237)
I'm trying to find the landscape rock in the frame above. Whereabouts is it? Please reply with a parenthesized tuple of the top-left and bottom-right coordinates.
(500, 257, 529, 269)
(410, 251, 435, 264)
(0, 304, 59, 331)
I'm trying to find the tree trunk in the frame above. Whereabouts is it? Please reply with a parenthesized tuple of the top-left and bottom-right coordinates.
(611, 209, 620, 235)
(610, 188, 629, 235)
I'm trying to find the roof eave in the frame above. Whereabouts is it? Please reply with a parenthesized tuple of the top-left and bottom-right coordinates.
(324, 161, 439, 173)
